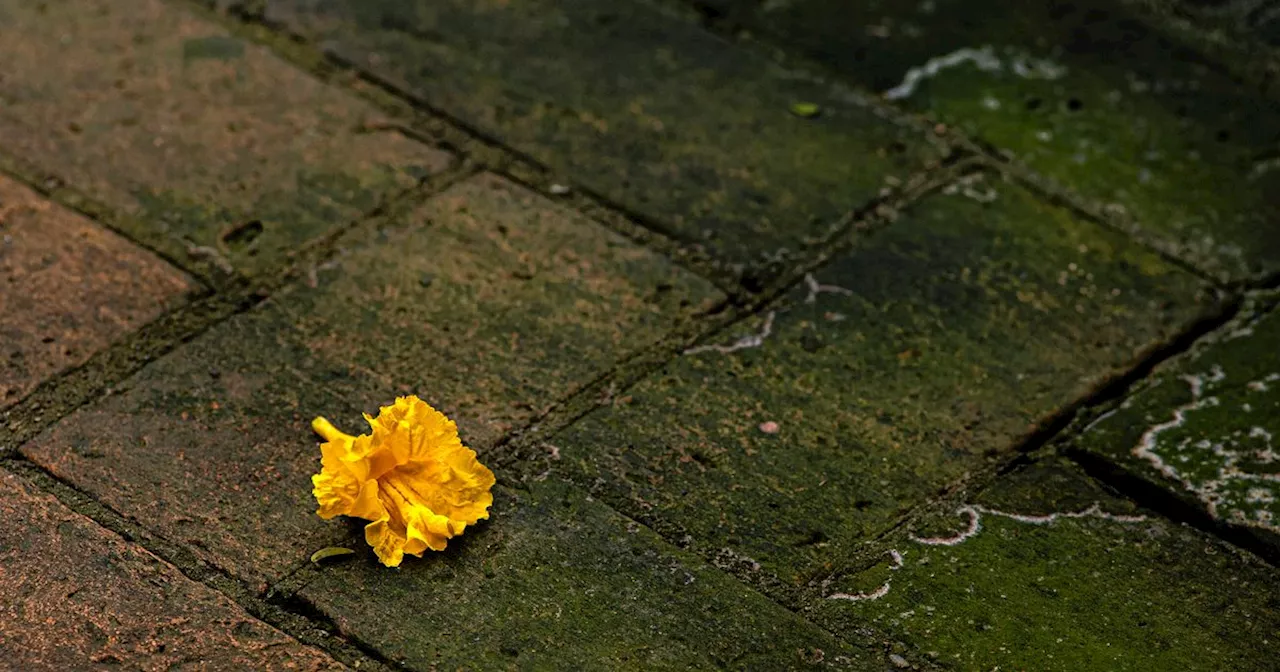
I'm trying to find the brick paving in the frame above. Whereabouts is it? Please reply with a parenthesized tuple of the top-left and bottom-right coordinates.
(0, 0, 1277, 670)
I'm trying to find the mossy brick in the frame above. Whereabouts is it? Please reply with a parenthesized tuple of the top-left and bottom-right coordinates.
(551, 174, 1210, 586)
(297, 478, 875, 671)
(263, 0, 942, 269)
(0, 0, 452, 277)
(811, 458, 1280, 672)
(20, 173, 719, 589)
(0, 468, 343, 670)
(1074, 290, 1280, 554)
(0, 174, 196, 409)
(714, 0, 1280, 281)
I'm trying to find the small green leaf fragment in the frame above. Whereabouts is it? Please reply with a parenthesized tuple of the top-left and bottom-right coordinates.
(310, 547, 356, 564)
(790, 102, 821, 118)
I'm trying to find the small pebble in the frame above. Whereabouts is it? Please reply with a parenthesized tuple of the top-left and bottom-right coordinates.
(549, 183, 571, 195)
(758, 421, 780, 434)
(889, 653, 910, 668)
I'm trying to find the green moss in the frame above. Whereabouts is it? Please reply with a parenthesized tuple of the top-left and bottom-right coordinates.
(21, 172, 718, 590)
(264, 0, 942, 267)
(1077, 290, 1280, 541)
(813, 458, 1280, 671)
(132, 165, 417, 276)
(299, 479, 876, 670)
(551, 176, 1209, 585)
(721, 0, 1280, 280)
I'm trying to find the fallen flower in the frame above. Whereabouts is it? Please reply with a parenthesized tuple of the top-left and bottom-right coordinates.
(311, 396, 496, 567)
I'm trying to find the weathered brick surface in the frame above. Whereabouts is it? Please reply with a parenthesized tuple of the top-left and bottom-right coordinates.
(298, 479, 877, 670)
(0, 175, 196, 408)
(21, 174, 719, 589)
(263, 0, 942, 270)
(552, 174, 1211, 584)
(812, 458, 1280, 671)
(0, 0, 453, 277)
(707, 0, 1280, 281)
(0, 467, 343, 670)
(1075, 290, 1280, 554)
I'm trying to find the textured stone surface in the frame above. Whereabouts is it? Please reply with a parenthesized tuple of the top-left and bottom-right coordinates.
(0, 175, 196, 408)
(299, 479, 875, 670)
(710, 0, 1280, 280)
(813, 458, 1280, 672)
(0, 467, 344, 670)
(0, 0, 453, 276)
(1075, 290, 1280, 550)
(21, 174, 719, 589)
(552, 175, 1210, 584)
(264, 0, 942, 269)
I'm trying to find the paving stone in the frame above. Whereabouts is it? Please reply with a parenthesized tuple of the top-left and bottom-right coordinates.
(811, 458, 1280, 671)
(1074, 289, 1280, 553)
(298, 478, 875, 670)
(711, 0, 1280, 280)
(0, 0, 453, 277)
(0, 174, 196, 409)
(551, 174, 1211, 585)
(263, 0, 942, 269)
(0, 467, 343, 670)
(21, 173, 719, 589)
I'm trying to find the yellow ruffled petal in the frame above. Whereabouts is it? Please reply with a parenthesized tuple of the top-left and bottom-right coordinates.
(311, 395, 495, 566)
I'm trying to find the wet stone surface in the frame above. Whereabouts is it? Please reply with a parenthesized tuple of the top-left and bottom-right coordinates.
(551, 174, 1210, 586)
(714, 0, 1280, 281)
(1075, 290, 1280, 552)
(20, 173, 718, 589)
(812, 458, 1280, 672)
(298, 478, 876, 671)
(0, 467, 343, 670)
(0, 174, 196, 408)
(264, 0, 942, 270)
(0, 0, 453, 278)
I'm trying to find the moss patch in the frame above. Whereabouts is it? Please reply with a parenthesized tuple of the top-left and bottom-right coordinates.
(719, 0, 1280, 280)
(0, 0, 452, 278)
(1076, 290, 1280, 547)
(299, 479, 877, 670)
(264, 0, 942, 268)
(813, 458, 1280, 672)
(551, 175, 1210, 586)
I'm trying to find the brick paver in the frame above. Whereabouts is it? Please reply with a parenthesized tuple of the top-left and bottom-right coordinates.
(298, 479, 878, 670)
(1075, 290, 1280, 556)
(811, 458, 1280, 671)
(706, 0, 1280, 281)
(0, 0, 452, 278)
(263, 0, 943, 270)
(3, 0, 1278, 669)
(552, 173, 1211, 585)
(0, 467, 343, 670)
(21, 173, 718, 590)
(0, 174, 195, 408)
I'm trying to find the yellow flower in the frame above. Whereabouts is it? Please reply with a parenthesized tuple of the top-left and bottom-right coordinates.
(310, 396, 495, 567)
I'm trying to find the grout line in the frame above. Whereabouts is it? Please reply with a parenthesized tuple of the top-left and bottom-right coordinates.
(1066, 447, 1280, 567)
(666, 0, 1275, 290)
(178, 0, 742, 295)
(0, 152, 231, 291)
(800, 288, 1248, 589)
(0, 159, 471, 457)
(0, 455, 401, 672)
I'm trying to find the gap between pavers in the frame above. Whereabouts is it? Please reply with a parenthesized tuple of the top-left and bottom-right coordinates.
(0, 466, 345, 670)
(807, 456, 1280, 671)
(0, 0, 453, 282)
(545, 170, 1217, 597)
(19, 172, 721, 593)
(702, 0, 1280, 283)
